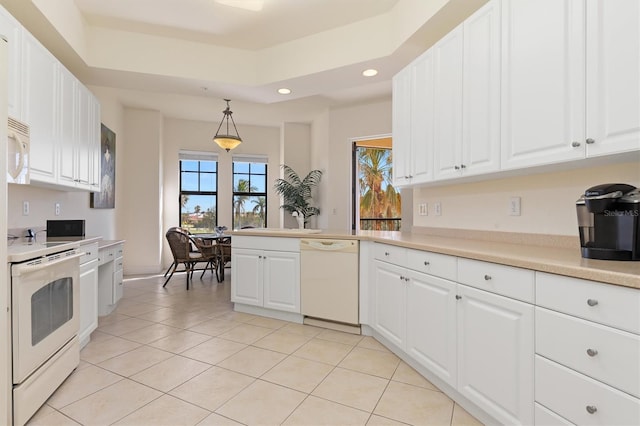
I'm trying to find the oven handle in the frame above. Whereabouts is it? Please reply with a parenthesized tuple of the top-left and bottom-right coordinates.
(11, 252, 83, 277)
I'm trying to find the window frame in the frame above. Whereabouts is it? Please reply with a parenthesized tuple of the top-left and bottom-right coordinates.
(232, 160, 268, 230)
(179, 157, 218, 234)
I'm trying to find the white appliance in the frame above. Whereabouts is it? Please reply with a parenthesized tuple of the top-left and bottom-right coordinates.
(7, 116, 29, 184)
(7, 241, 82, 425)
(300, 238, 359, 329)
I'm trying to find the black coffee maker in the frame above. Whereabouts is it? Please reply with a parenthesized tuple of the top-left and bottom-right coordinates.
(576, 183, 640, 261)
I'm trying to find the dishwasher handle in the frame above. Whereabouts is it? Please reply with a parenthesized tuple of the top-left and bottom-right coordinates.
(300, 239, 358, 252)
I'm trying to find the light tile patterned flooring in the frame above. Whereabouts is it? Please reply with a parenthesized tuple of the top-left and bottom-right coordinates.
(28, 271, 483, 426)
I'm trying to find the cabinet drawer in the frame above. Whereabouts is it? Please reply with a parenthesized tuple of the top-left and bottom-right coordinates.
(98, 248, 115, 266)
(535, 356, 640, 426)
(114, 244, 124, 258)
(536, 307, 640, 398)
(535, 403, 574, 426)
(115, 256, 123, 272)
(80, 243, 99, 265)
(458, 258, 534, 303)
(233, 236, 300, 252)
(373, 243, 407, 266)
(536, 272, 640, 334)
(406, 249, 457, 280)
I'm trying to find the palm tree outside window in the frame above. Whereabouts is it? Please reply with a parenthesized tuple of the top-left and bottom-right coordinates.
(353, 138, 401, 231)
(232, 158, 267, 229)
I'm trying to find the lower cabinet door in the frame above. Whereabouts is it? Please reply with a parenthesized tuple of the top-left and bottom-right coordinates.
(406, 271, 457, 387)
(79, 259, 98, 347)
(457, 284, 534, 425)
(373, 261, 406, 349)
(263, 251, 300, 313)
(231, 248, 263, 306)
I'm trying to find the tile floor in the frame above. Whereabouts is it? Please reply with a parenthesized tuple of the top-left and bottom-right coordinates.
(28, 271, 484, 426)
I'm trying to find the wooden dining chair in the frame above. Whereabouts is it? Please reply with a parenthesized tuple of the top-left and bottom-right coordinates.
(215, 236, 232, 282)
(163, 229, 217, 289)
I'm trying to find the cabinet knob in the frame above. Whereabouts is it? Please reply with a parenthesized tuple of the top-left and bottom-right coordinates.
(586, 348, 598, 357)
(405, 277, 410, 282)
(460, 164, 466, 169)
(423, 261, 430, 266)
(455, 295, 462, 300)
(571, 141, 581, 147)
(586, 138, 595, 144)
(587, 298, 598, 307)
(454, 165, 460, 170)
(399, 275, 405, 281)
(385, 252, 390, 256)
(484, 274, 492, 281)
(586, 405, 598, 415)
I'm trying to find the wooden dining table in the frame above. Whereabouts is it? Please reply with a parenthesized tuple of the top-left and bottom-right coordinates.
(194, 233, 230, 282)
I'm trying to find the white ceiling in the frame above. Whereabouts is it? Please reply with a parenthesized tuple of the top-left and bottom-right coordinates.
(2, 0, 486, 126)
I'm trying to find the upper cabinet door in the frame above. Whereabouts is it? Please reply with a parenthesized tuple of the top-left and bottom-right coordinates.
(0, 6, 23, 120)
(392, 66, 412, 186)
(410, 49, 435, 184)
(22, 31, 58, 183)
(462, 0, 501, 175)
(501, 0, 586, 170)
(585, 0, 640, 157)
(433, 25, 464, 180)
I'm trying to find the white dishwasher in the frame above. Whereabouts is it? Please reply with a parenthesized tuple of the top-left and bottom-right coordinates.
(300, 238, 359, 328)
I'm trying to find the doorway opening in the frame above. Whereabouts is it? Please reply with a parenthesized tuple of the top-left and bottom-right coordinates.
(352, 136, 401, 231)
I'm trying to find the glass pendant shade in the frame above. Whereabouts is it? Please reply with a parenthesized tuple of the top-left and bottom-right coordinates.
(213, 99, 242, 152)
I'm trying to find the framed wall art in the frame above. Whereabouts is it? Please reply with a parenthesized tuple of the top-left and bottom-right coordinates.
(90, 123, 116, 209)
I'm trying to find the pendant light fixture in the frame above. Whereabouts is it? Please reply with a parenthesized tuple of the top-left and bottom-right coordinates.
(213, 99, 242, 152)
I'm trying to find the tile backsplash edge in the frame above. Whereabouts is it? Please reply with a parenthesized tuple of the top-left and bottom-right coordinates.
(411, 226, 579, 249)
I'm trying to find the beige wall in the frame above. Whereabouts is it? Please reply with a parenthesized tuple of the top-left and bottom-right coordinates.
(414, 161, 640, 235)
(322, 99, 393, 230)
(280, 122, 312, 228)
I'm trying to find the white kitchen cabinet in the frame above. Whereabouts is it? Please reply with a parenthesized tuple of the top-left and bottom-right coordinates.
(78, 243, 99, 349)
(501, 0, 639, 170)
(371, 243, 534, 425)
(0, 5, 23, 120)
(58, 65, 77, 187)
(98, 242, 124, 316)
(373, 260, 406, 348)
(392, 48, 435, 186)
(406, 271, 457, 388)
(232, 242, 300, 314)
(22, 31, 58, 184)
(460, 0, 501, 176)
(457, 284, 534, 425)
(90, 99, 101, 192)
(585, 0, 640, 157)
(75, 84, 93, 188)
(432, 25, 464, 180)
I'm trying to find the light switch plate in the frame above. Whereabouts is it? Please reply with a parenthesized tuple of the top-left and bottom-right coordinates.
(509, 197, 521, 216)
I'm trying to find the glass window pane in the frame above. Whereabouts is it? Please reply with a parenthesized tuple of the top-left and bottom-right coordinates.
(234, 175, 251, 192)
(181, 160, 198, 172)
(253, 177, 266, 193)
(180, 194, 217, 234)
(181, 172, 198, 191)
(234, 162, 250, 173)
(200, 161, 216, 172)
(233, 195, 266, 229)
(200, 172, 216, 192)
(250, 163, 266, 174)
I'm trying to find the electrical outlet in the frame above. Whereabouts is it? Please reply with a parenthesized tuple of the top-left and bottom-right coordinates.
(509, 196, 521, 216)
(22, 201, 29, 216)
(434, 202, 442, 216)
(55, 203, 61, 216)
(418, 203, 428, 216)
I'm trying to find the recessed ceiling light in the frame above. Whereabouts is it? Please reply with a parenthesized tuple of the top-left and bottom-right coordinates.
(278, 88, 292, 95)
(362, 69, 378, 77)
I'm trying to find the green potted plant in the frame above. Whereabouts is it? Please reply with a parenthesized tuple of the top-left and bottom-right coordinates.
(274, 165, 323, 228)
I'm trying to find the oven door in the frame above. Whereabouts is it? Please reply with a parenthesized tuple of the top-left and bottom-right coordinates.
(11, 250, 82, 383)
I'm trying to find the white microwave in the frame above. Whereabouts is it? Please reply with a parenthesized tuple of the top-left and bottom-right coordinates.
(7, 116, 30, 185)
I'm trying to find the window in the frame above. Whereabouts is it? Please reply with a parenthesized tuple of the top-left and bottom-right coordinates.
(179, 151, 218, 234)
(353, 138, 401, 231)
(232, 156, 267, 229)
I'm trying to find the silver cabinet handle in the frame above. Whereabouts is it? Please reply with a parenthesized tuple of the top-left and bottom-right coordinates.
(423, 261, 430, 266)
(586, 348, 598, 357)
(586, 405, 597, 414)
(571, 141, 581, 147)
(586, 138, 595, 144)
(484, 275, 492, 281)
(587, 299, 598, 307)
(455, 295, 462, 300)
